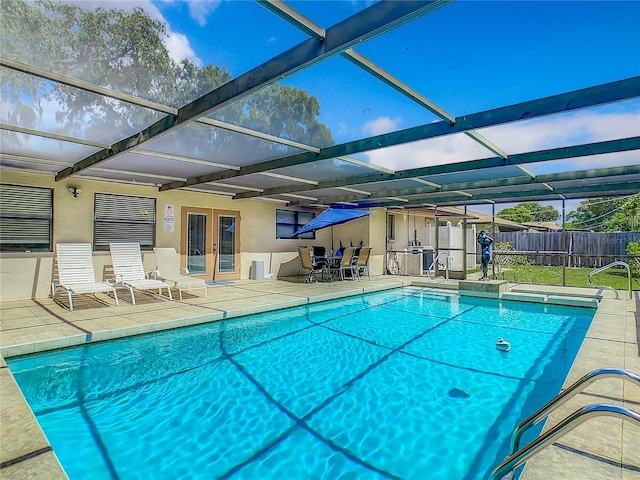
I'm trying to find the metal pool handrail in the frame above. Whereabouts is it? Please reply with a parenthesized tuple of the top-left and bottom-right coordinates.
(509, 368, 640, 454)
(427, 251, 450, 280)
(491, 404, 640, 480)
(587, 260, 632, 300)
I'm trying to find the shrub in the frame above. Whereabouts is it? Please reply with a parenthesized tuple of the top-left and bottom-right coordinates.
(627, 240, 640, 277)
(493, 241, 535, 282)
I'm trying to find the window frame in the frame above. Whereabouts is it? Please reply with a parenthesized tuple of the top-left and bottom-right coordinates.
(276, 209, 316, 240)
(0, 184, 53, 252)
(387, 214, 395, 241)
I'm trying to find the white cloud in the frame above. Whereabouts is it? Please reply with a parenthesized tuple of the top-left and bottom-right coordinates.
(363, 116, 402, 136)
(365, 132, 490, 171)
(61, 0, 202, 65)
(186, 0, 222, 27)
(363, 107, 640, 173)
(479, 109, 639, 155)
(164, 30, 200, 66)
(336, 121, 349, 136)
(266, 36, 277, 45)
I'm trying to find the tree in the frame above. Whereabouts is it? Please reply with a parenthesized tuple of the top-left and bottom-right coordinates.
(496, 202, 559, 223)
(519, 203, 560, 222)
(1, 0, 333, 154)
(496, 206, 533, 223)
(566, 196, 638, 232)
(1, 1, 179, 135)
(628, 240, 640, 277)
(621, 195, 640, 231)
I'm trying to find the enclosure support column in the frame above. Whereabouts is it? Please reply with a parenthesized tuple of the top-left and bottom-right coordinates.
(562, 196, 567, 286)
(492, 203, 496, 280)
(435, 207, 439, 274)
(463, 206, 468, 279)
(385, 208, 389, 276)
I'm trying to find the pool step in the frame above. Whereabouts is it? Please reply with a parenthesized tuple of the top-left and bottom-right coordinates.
(501, 292, 548, 304)
(458, 280, 508, 299)
(506, 285, 602, 308)
(411, 280, 458, 291)
(509, 285, 603, 299)
(501, 289, 599, 308)
(545, 295, 600, 308)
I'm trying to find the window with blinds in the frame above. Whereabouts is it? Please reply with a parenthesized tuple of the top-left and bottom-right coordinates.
(94, 193, 156, 250)
(0, 184, 53, 252)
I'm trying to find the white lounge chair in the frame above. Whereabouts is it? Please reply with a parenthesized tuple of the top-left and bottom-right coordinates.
(109, 243, 173, 304)
(53, 243, 119, 310)
(153, 247, 208, 300)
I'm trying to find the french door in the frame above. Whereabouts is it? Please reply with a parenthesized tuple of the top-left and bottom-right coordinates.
(213, 209, 240, 281)
(181, 207, 240, 281)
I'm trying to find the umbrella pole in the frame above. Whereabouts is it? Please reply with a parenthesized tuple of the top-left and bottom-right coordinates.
(331, 226, 334, 254)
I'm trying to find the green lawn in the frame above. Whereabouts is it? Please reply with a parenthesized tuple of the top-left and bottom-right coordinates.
(489, 264, 639, 291)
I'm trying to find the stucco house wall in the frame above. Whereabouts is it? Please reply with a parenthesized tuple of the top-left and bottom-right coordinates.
(0, 170, 386, 301)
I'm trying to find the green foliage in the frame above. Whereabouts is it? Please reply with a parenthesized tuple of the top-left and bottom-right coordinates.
(497, 206, 533, 223)
(483, 237, 640, 289)
(616, 196, 640, 231)
(0, 0, 53, 126)
(566, 196, 639, 232)
(627, 240, 640, 277)
(471, 263, 640, 290)
(2, 1, 176, 132)
(497, 202, 559, 223)
(492, 241, 535, 282)
(520, 202, 560, 222)
(0, 0, 334, 150)
(536, 266, 639, 290)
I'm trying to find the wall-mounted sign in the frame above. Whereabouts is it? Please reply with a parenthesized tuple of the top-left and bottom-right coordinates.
(164, 204, 175, 232)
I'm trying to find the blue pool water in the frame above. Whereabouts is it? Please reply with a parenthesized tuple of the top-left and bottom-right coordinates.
(8, 287, 594, 479)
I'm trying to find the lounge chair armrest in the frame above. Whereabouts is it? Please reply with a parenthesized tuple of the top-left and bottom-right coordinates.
(147, 269, 160, 279)
(180, 267, 190, 275)
(107, 274, 123, 285)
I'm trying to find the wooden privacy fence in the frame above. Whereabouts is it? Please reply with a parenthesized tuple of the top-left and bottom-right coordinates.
(494, 231, 640, 267)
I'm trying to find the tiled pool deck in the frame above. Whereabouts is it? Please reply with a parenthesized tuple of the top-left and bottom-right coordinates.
(1, 277, 638, 479)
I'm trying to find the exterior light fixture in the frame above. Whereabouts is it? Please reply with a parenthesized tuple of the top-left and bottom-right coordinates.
(68, 187, 83, 198)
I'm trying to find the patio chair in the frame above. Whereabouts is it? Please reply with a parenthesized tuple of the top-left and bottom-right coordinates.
(355, 247, 372, 280)
(297, 246, 328, 283)
(53, 243, 119, 310)
(331, 246, 358, 281)
(152, 247, 208, 300)
(109, 243, 173, 304)
(312, 245, 329, 269)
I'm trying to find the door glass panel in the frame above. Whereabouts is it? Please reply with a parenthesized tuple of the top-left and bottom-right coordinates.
(218, 215, 235, 273)
(187, 213, 206, 274)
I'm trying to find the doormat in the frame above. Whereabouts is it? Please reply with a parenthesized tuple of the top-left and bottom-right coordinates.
(206, 280, 233, 285)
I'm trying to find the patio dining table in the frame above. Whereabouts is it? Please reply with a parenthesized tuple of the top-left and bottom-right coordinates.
(326, 254, 360, 281)
(325, 255, 342, 268)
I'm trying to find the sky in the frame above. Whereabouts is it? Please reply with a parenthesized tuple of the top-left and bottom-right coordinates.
(52, 1, 640, 217)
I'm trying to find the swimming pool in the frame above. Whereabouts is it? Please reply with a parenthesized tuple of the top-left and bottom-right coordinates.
(7, 287, 595, 479)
